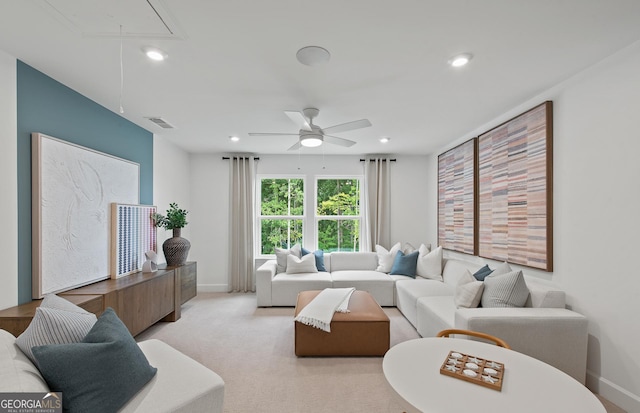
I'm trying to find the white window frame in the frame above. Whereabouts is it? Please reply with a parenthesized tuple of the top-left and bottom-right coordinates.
(314, 175, 363, 252)
(256, 174, 306, 258)
(256, 174, 363, 257)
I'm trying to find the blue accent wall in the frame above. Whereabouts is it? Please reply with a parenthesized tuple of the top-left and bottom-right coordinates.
(16, 61, 153, 304)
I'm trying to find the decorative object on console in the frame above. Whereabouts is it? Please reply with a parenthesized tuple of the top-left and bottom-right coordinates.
(478, 101, 553, 271)
(152, 203, 191, 266)
(142, 250, 158, 273)
(438, 138, 476, 255)
(111, 203, 157, 278)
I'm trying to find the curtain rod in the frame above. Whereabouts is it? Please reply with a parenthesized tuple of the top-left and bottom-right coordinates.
(359, 158, 396, 162)
(222, 156, 260, 160)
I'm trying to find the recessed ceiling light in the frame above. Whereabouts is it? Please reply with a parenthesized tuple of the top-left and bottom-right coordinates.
(296, 46, 331, 66)
(448, 53, 473, 68)
(142, 47, 167, 61)
(379, 137, 391, 143)
(229, 136, 240, 142)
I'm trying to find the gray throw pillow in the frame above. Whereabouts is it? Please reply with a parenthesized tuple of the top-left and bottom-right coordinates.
(16, 295, 97, 364)
(481, 270, 530, 308)
(32, 308, 157, 413)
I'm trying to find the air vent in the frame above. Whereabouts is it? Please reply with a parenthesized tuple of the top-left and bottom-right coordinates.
(145, 117, 175, 129)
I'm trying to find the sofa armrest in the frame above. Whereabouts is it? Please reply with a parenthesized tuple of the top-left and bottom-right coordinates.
(122, 339, 225, 413)
(455, 307, 588, 384)
(256, 260, 277, 307)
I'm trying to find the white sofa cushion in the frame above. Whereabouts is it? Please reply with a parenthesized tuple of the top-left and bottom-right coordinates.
(271, 271, 333, 306)
(416, 296, 456, 338)
(331, 270, 395, 306)
(375, 243, 401, 272)
(0, 329, 49, 393)
(394, 279, 455, 327)
(331, 252, 378, 271)
(286, 253, 318, 274)
(442, 258, 483, 286)
(482, 270, 530, 308)
(122, 340, 225, 413)
(416, 245, 443, 281)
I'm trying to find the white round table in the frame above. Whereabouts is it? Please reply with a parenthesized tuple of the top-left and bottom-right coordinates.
(383, 338, 605, 413)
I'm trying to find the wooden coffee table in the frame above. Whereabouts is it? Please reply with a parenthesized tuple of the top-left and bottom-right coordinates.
(294, 290, 390, 356)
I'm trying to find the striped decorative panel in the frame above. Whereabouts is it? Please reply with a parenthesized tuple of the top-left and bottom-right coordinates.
(478, 101, 553, 271)
(438, 139, 476, 254)
(111, 204, 157, 278)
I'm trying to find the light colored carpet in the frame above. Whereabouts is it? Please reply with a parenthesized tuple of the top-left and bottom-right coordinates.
(136, 292, 419, 413)
(136, 292, 625, 413)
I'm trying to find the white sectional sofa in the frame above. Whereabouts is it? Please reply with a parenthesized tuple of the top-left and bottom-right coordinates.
(0, 329, 225, 413)
(256, 251, 589, 384)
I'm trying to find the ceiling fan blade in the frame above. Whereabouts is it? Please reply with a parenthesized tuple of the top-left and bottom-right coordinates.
(322, 119, 371, 134)
(323, 135, 356, 147)
(248, 132, 300, 137)
(287, 141, 302, 151)
(284, 111, 311, 131)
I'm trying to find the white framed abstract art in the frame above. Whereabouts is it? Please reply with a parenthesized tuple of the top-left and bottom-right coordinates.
(32, 132, 140, 298)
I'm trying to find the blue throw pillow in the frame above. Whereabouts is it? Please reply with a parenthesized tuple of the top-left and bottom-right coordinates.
(473, 264, 494, 281)
(301, 247, 327, 272)
(32, 308, 157, 413)
(390, 250, 419, 278)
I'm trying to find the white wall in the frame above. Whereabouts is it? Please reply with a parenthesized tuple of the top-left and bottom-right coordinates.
(187, 153, 430, 291)
(424, 41, 640, 411)
(152, 135, 192, 265)
(0, 51, 17, 309)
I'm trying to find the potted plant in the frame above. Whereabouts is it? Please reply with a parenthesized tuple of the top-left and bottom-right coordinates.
(152, 203, 191, 266)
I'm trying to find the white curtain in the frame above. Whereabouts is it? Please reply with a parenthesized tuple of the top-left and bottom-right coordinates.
(228, 156, 257, 292)
(362, 157, 391, 251)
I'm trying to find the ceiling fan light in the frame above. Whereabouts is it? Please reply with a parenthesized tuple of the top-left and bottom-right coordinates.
(143, 47, 167, 61)
(448, 53, 473, 68)
(300, 136, 323, 147)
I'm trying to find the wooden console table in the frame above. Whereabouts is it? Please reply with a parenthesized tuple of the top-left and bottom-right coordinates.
(0, 262, 197, 337)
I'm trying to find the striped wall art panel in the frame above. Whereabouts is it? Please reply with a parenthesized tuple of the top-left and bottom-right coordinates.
(477, 101, 553, 271)
(438, 138, 477, 255)
(111, 203, 157, 278)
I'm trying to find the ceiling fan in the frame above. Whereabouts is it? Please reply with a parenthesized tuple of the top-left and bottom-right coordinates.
(249, 108, 372, 150)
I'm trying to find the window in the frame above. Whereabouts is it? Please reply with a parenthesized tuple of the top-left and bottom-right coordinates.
(316, 178, 361, 252)
(257, 176, 361, 255)
(259, 178, 304, 255)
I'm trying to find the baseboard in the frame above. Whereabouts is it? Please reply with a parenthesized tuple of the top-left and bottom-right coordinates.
(586, 369, 640, 412)
(197, 284, 228, 293)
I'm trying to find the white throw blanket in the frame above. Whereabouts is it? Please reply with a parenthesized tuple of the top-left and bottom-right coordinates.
(294, 288, 355, 333)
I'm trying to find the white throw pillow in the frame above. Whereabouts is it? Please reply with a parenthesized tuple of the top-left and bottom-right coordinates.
(481, 270, 530, 308)
(402, 242, 416, 254)
(275, 244, 301, 274)
(375, 242, 401, 273)
(454, 270, 484, 308)
(286, 253, 318, 274)
(416, 245, 443, 281)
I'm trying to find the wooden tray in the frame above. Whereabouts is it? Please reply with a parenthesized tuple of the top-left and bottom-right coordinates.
(439, 350, 504, 391)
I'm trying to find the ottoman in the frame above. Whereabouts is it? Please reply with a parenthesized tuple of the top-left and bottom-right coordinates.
(294, 290, 390, 356)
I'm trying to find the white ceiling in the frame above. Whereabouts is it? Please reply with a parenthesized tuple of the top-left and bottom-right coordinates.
(2, 0, 640, 155)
